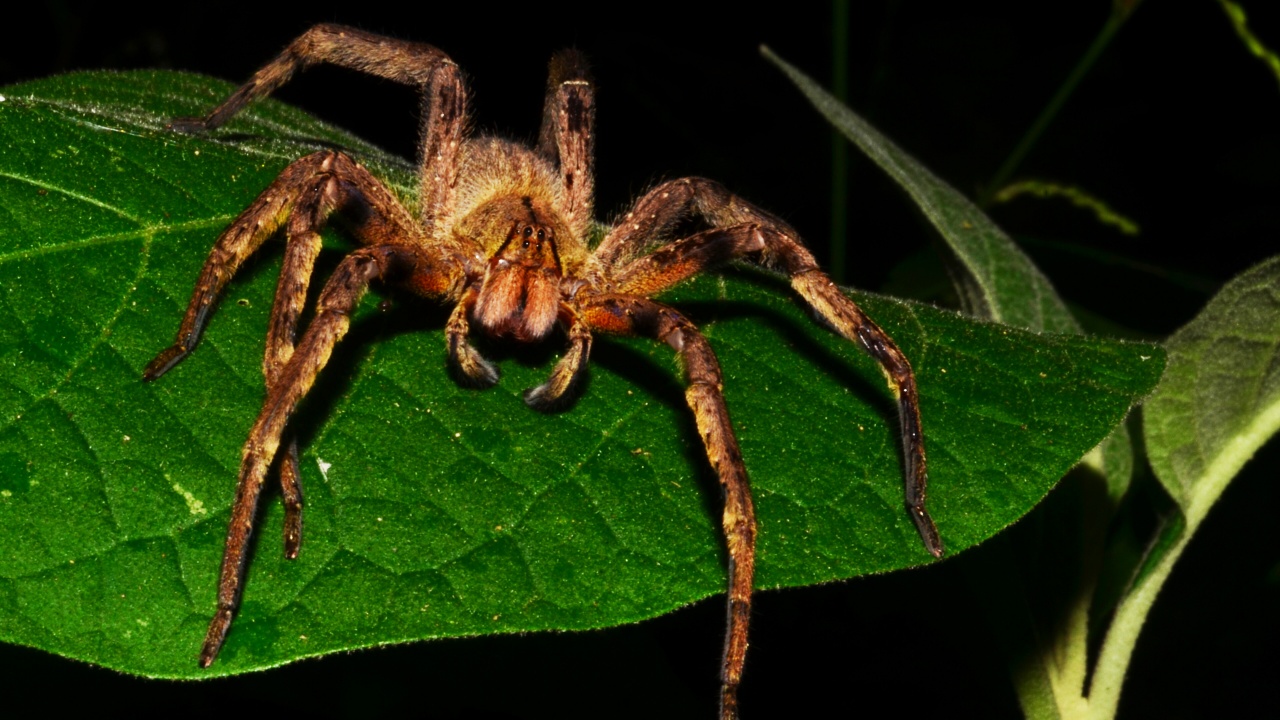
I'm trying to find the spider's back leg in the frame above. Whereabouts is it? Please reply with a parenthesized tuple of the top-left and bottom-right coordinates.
(257, 152, 426, 558)
(149, 151, 442, 597)
(536, 49, 595, 237)
(595, 177, 942, 557)
(578, 294, 754, 720)
(196, 166, 461, 665)
(166, 24, 467, 230)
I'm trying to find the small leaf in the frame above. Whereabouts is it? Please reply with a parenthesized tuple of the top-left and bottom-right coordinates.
(0, 71, 1163, 678)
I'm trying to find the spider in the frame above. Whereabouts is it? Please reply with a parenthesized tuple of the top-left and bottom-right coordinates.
(142, 24, 943, 719)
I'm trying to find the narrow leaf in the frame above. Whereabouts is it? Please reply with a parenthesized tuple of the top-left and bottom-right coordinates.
(761, 45, 1078, 335)
(761, 45, 1135, 495)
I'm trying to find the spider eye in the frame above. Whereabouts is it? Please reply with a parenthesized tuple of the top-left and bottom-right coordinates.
(522, 240, 530, 248)
(522, 226, 533, 238)
(536, 229, 545, 241)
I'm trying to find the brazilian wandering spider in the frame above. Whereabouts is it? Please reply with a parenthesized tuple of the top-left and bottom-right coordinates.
(143, 24, 943, 719)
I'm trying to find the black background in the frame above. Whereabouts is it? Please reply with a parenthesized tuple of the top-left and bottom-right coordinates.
(3, 2, 1278, 717)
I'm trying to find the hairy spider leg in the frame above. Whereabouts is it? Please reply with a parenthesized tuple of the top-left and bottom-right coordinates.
(611, 225, 771, 296)
(199, 240, 454, 668)
(264, 180, 326, 559)
(536, 49, 595, 232)
(138, 147, 456, 666)
(144, 151, 428, 558)
(599, 177, 942, 557)
(579, 295, 755, 720)
(524, 304, 593, 411)
(264, 153, 440, 558)
(142, 154, 340, 381)
(165, 24, 466, 230)
(789, 270, 940, 554)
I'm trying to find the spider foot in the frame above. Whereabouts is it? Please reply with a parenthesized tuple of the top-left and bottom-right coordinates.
(199, 606, 234, 668)
(283, 507, 303, 560)
(142, 344, 191, 381)
(911, 504, 944, 558)
(280, 445, 304, 560)
(449, 339, 500, 389)
(522, 381, 581, 413)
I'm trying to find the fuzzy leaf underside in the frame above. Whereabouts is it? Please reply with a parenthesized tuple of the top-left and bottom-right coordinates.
(1144, 255, 1280, 520)
(0, 71, 1163, 677)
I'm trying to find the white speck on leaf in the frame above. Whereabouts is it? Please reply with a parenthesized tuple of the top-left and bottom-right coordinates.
(317, 457, 332, 481)
(172, 483, 206, 515)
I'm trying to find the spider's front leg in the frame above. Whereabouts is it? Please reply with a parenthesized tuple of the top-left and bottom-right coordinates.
(601, 177, 942, 556)
(201, 241, 456, 667)
(445, 286, 500, 388)
(580, 295, 754, 720)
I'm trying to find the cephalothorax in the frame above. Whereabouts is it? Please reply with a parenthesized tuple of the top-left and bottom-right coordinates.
(144, 24, 942, 719)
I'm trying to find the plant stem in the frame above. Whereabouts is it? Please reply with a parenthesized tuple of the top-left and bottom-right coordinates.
(829, 0, 849, 283)
(979, 1, 1141, 207)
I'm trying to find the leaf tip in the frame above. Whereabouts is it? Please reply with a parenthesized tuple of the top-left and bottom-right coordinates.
(758, 44, 784, 69)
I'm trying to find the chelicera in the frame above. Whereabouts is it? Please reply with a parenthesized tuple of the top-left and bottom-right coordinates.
(143, 24, 943, 719)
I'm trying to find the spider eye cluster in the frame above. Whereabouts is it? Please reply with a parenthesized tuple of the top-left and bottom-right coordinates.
(519, 224, 549, 248)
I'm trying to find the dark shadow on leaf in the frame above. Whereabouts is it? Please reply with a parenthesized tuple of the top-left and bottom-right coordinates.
(590, 336, 725, 537)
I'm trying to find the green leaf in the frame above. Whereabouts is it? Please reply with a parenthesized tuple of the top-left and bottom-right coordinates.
(1145, 255, 1280, 516)
(0, 70, 1163, 678)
